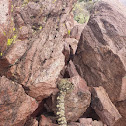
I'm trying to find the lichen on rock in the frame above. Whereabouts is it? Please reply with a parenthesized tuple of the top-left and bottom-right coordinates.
(72, 0, 97, 24)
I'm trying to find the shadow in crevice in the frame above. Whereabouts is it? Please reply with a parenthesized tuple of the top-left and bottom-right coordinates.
(82, 106, 100, 121)
(31, 97, 55, 121)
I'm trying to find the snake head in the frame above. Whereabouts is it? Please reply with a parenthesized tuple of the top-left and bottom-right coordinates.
(57, 79, 74, 93)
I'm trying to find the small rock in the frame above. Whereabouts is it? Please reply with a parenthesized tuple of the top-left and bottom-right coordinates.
(79, 118, 105, 126)
(115, 100, 126, 121)
(69, 122, 81, 126)
(113, 117, 126, 126)
(91, 86, 121, 126)
(66, 60, 80, 77)
(62, 42, 70, 64)
(0, 76, 38, 126)
(39, 115, 52, 126)
(79, 118, 92, 126)
(65, 77, 91, 122)
(28, 2, 41, 17)
(25, 118, 38, 126)
(0, 58, 10, 76)
(14, 13, 25, 28)
(70, 24, 86, 40)
(92, 120, 104, 126)
(69, 75, 89, 92)
(5, 40, 28, 64)
(118, 76, 126, 101)
(27, 82, 58, 102)
(18, 26, 29, 40)
(65, 38, 78, 55)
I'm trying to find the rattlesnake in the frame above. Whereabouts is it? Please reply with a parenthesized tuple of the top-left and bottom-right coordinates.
(56, 79, 74, 126)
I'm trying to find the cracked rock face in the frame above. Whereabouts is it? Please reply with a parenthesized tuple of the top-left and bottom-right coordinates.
(0, 0, 13, 53)
(115, 100, 126, 126)
(0, 76, 38, 126)
(1, 0, 126, 125)
(7, 19, 66, 101)
(91, 86, 121, 126)
(79, 118, 106, 126)
(46, 75, 91, 122)
(64, 76, 91, 122)
(74, 0, 126, 102)
(0, 0, 78, 102)
(24, 118, 38, 126)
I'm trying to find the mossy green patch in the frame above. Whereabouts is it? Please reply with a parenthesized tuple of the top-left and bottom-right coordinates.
(74, 13, 90, 24)
(73, 0, 96, 24)
(73, 1, 89, 24)
(74, 13, 85, 24)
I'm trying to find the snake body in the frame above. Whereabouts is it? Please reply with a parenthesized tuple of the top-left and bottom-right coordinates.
(56, 79, 74, 126)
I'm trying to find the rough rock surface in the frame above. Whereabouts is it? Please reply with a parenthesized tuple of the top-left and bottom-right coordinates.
(0, 0, 13, 53)
(18, 26, 29, 40)
(65, 76, 91, 122)
(115, 100, 126, 126)
(0, 0, 77, 102)
(24, 118, 38, 126)
(118, 76, 126, 101)
(46, 75, 91, 122)
(66, 60, 81, 77)
(69, 122, 81, 126)
(91, 86, 121, 126)
(70, 23, 87, 41)
(114, 117, 126, 126)
(65, 38, 78, 56)
(79, 118, 106, 126)
(74, 0, 126, 102)
(1, 0, 126, 125)
(0, 76, 38, 126)
(39, 115, 52, 126)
